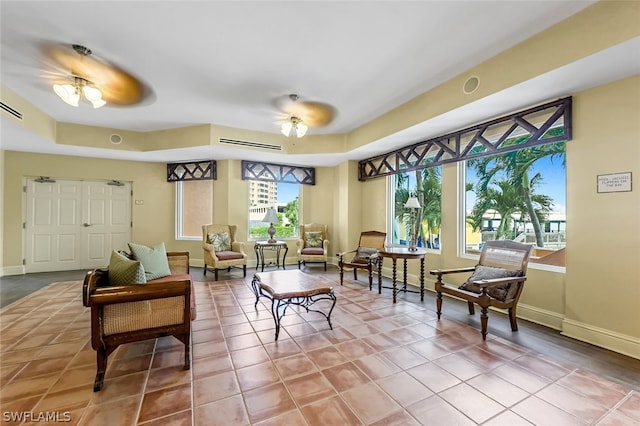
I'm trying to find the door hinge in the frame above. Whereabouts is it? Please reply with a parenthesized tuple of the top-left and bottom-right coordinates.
(131, 221, 133, 228)
(23, 259, 26, 265)
(23, 185, 27, 193)
(23, 222, 26, 229)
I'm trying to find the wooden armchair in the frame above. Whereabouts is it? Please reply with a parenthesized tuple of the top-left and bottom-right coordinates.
(202, 224, 247, 280)
(337, 230, 386, 289)
(430, 240, 533, 340)
(297, 223, 330, 271)
(82, 251, 194, 391)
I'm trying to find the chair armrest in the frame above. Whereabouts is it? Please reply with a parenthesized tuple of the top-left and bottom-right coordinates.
(430, 266, 476, 276)
(167, 251, 190, 274)
(88, 280, 191, 306)
(323, 240, 329, 255)
(473, 276, 527, 288)
(336, 249, 357, 259)
(83, 268, 109, 307)
(231, 241, 246, 254)
(203, 242, 215, 252)
(296, 239, 304, 249)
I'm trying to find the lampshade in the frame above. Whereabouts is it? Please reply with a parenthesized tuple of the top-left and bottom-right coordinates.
(262, 207, 280, 224)
(281, 116, 307, 138)
(53, 77, 106, 109)
(404, 196, 421, 209)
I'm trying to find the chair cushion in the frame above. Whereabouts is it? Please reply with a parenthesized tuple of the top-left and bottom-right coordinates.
(352, 247, 378, 263)
(301, 247, 324, 255)
(459, 265, 521, 301)
(108, 250, 147, 286)
(304, 231, 323, 248)
(216, 250, 244, 261)
(208, 232, 232, 252)
(128, 242, 172, 281)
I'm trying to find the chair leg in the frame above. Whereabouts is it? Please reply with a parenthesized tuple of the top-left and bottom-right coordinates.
(214, 269, 219, 281)
(480, 306, 489, 340)
(468, 301, 475, 315)
(94, 347, 108, 392)
(243, 264, 247, 277)
(203, 264, 207, 275)
(508, 307, 518, 331)
(436, 291, 443, 320)
(298, 261, 301, 269)
(368, 266, 373, 291)
(324, 262, 326, 272)
(339, 263, 344, 286)
(183, 338, 191, 370)
(353, 269, 358, 280)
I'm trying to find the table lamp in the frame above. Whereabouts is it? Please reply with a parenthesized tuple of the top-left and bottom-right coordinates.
(262, 207, 280, 243)
(404, 196, 421, 251)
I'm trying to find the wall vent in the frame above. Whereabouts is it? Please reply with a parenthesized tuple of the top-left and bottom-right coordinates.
(0, 102, 23, 120)
(219, 138, 282, 151)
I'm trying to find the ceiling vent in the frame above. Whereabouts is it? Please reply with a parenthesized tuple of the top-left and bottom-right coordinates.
(0, 101, 23, 120)
(219, 138, 281, 151)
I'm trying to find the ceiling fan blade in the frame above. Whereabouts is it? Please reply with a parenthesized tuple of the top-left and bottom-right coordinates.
(43, 43, 146, 106)
(297, 101, 335, 127)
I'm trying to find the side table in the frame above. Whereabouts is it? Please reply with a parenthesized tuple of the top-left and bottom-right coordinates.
(377, 247, 428, 303)
(254, 241, 288, 272)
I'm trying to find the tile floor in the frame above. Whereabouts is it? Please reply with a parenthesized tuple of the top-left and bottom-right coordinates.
(1, 272, 639, 425)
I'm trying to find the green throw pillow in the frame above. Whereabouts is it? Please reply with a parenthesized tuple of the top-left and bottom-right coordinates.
(207, 232, 231, 252)
(128, 242, 172, 280)
(304, 231, 323, 248)
(108, 250, 147, 285)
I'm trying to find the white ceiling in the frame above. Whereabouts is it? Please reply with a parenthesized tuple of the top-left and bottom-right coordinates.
(2, 1, 638, 166)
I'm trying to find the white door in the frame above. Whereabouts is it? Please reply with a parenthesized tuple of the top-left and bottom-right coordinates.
(25, 178, 131, 272)
(82, 181, 131, 269)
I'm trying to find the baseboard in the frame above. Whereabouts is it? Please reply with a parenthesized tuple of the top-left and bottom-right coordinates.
(516, 303, 565, 331)
(561, 318, 640, 360)
(1, 265, 26, 276)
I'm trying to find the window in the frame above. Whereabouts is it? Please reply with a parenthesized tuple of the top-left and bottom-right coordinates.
(176, 180, 213, 239)
(248, 181, 300, 240)
(389, 167, 441, 249)
(462, 142, 566, 267)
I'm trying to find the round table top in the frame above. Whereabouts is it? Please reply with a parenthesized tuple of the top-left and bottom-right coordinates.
(378, 246, 428, 258)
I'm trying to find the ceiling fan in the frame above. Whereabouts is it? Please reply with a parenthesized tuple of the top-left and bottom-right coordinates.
(275, 94, 335, 137)
(43, 43, 148, 108)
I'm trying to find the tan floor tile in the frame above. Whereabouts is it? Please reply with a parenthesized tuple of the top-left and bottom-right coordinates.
(439, 382, 506, 423)
(353, 353, 402, 380)
(138, 409, 192, 426)
(407, 394, 476, 426)
(376, 371, 433, 406)
(90, 371, 147, 405)
(322, 361, 371, 392)
(0, 373, 58, 403)
(306, 346, 349, 369)
(336, 339, 376, 360)
(273, 353, 317, 379)
(49, 364, 96, 393)
(285, 371, 336, 406)
(263, 338, 301, 359)
(300, 394, 362, 425)
(79, 396, 140, 426)
(236, 362, 281, 392)
(194, 394, 249, 426)
(138, 383, 191, 423)
(33, 384, 94, 412)
(243, 382, 297, 424)
(230, 345, 270, 369)
(193, 370, 240, 407)
(618, 392, 640, 422)
(192, 353, 233, 380)
(341, 382, 403, 424)
(407, 361, 461, 393)
(512, 396, 585, 425)
(145, 365, 191, 391)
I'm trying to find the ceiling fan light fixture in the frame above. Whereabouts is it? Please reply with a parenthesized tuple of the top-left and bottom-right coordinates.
(281, 116, 307, 138)
(53, 77, 105, 109)
(53, 83, 80, 107)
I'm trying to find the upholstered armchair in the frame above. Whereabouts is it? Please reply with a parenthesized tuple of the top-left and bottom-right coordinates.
(430, 240, 533, 340)
(337, 230, 387, 289)
(202, 224, 247, 280)
(297, 223, 330, 271)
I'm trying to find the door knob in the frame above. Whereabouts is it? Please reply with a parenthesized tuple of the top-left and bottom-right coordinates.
(83, 223, 91, 227)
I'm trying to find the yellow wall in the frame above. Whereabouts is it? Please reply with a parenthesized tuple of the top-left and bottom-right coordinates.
(1, 1, 639, 359)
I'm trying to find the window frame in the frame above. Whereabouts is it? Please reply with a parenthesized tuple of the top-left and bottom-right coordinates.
(458, 160, 566, 273)
(175, 180, 213, 241)
(247, 180, 302, 241)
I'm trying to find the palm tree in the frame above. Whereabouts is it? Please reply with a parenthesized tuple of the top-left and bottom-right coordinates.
(468, 140, 564, 247)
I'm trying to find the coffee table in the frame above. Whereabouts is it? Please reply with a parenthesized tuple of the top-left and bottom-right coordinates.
(251, 270, 336, 340)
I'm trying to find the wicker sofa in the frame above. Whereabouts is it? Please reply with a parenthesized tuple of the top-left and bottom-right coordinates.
(82, 251, 195, 391)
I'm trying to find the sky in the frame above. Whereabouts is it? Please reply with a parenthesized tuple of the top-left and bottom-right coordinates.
(277, 182, 300, 203)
